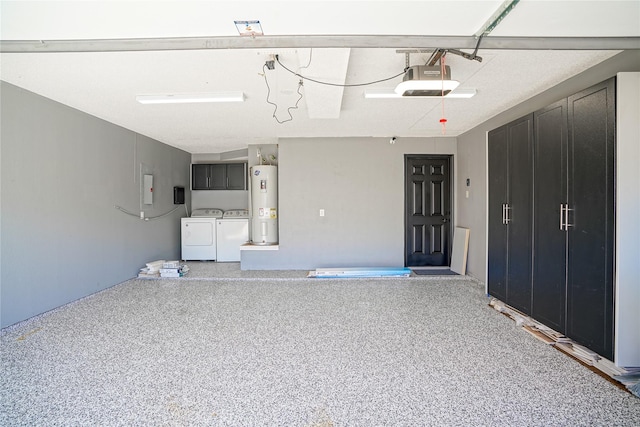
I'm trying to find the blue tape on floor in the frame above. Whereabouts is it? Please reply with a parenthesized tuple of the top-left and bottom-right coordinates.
(309, 267, 412, 278)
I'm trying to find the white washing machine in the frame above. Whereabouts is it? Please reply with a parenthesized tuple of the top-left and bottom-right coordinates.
(181, 208, 224, 261)
(216, 209, 249, 262)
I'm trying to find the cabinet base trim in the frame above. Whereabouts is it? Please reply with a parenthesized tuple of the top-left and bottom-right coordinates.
(488, 297, 639, 397)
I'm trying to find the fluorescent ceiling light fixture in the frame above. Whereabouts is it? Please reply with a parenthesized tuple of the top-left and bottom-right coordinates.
(136, 92, 245, 104)
(364, 88, 476, 99)
(394, 79, 460, 97)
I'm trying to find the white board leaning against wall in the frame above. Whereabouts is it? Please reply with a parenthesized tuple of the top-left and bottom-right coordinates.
(451, 227, 470, 275)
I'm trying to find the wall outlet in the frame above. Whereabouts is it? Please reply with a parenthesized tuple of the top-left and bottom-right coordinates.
(319, 209, 325, 217)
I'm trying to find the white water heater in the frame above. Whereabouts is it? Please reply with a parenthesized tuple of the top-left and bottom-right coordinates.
(251, 165, 278, 245)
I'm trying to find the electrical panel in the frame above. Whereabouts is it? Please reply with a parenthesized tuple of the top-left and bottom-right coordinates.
(143, 174, 153, 205)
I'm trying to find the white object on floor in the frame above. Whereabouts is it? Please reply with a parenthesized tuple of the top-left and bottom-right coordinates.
(450, 227, 470, 275)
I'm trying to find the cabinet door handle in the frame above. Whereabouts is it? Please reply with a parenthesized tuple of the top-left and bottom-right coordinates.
(505, 204, 511, 224)
(560, 204, 573, 231)
(565, 205, 574, 229)
(502, 204, 506, 225)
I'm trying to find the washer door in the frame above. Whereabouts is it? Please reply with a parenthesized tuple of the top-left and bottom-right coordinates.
(183, 222, 214, 246)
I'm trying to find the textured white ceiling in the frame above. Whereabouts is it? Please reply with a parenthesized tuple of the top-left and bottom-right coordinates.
(1, 1, 638, 154)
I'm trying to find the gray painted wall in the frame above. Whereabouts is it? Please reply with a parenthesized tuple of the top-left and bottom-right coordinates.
(456, 50, 640, 283)
(242, 137, 457, 269)
(191, 190, 248, 212)
(1, 82, 191, 328)
(455, 128, 487, 281)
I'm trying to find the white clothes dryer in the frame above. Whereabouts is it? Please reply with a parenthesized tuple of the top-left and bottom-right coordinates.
(181, 208, 224, 261)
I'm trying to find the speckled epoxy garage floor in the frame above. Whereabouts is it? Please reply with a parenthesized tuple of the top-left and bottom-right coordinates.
(2, 264, 639, 426)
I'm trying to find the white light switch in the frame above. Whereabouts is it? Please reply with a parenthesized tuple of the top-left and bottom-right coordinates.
(319, 209, 325, 217)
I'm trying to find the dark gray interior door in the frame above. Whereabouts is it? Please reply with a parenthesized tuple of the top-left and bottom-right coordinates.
(405, 155, 452, 267)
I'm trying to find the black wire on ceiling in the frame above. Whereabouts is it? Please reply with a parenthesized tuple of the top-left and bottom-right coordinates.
(260, 49, 311, 125)
(275, 54, 407, 87)
(263, 49, 408, 125)
(262, 63, 304, 125)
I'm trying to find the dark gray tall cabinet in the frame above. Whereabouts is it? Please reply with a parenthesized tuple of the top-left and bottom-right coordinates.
(532, 99, 568, 333)
(489, 78, 616, 360)
(487, 114, 534, 315)
(566, 79, 615, 360)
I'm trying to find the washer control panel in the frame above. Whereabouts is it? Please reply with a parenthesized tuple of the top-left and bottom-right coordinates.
(222, 209, 249, 218)
(191, 208, 224, 218)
